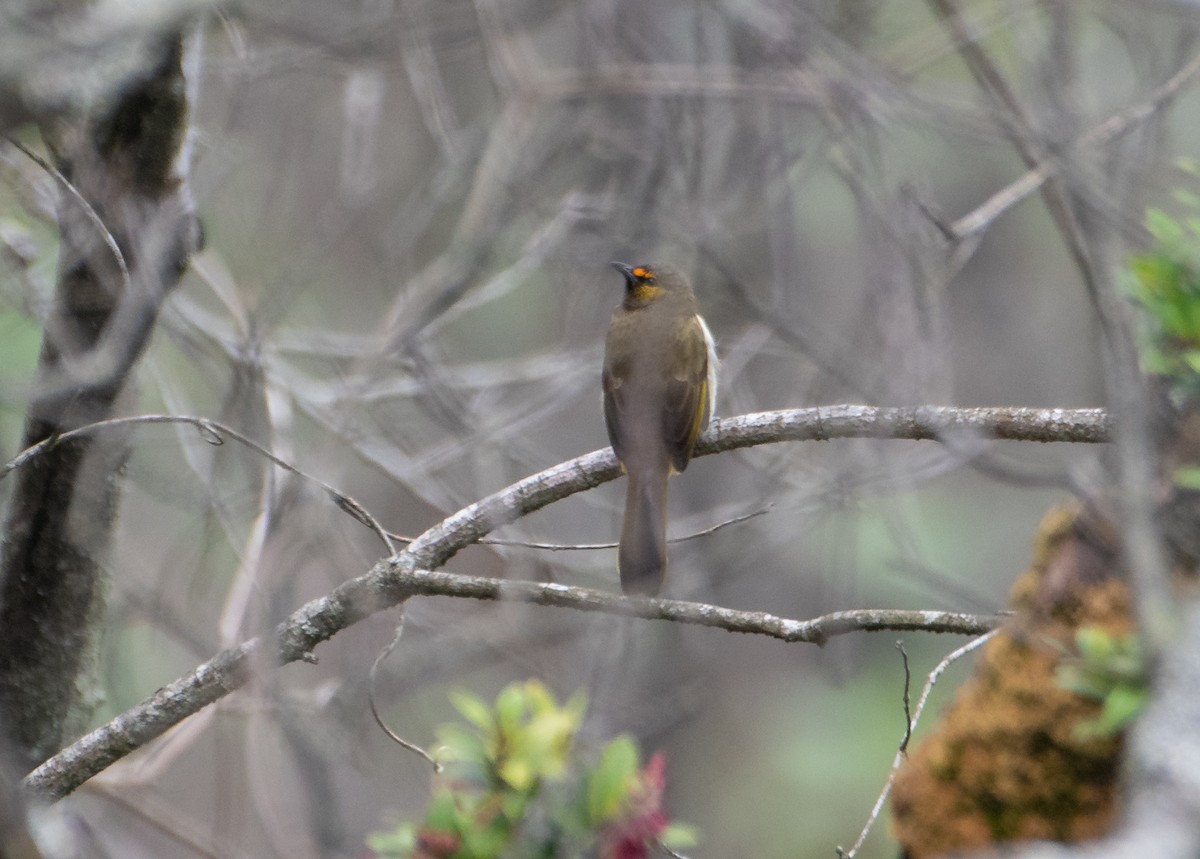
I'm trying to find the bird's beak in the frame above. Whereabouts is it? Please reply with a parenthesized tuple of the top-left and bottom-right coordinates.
(610, 261, 635, 282)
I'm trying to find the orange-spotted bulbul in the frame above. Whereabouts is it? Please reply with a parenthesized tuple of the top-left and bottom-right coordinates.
(603, 262, 716, 595)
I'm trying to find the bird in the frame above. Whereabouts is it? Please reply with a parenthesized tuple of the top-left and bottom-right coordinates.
(602, 261, 717, 595)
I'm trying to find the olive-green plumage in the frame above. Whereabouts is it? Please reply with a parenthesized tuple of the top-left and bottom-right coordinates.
(603, 262, 716, 595)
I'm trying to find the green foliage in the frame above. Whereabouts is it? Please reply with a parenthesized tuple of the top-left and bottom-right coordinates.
(587, 736, 640, 823)
(1126, 193, 1200, 405)
(1056, 627, 1149, 738)
(367, 680, 696, 859)
(1173, 465, 1200, 491)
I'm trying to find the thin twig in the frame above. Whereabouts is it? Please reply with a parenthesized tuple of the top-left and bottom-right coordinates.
(897, 641, 913, 753)
(367, 611, 439, 770)
(0, 413, 395, 554)
(3, 134, 131, 291)
(950, 51, 1200, 239)
(837, 630, 999, 859)
(392, 505, 774, 551)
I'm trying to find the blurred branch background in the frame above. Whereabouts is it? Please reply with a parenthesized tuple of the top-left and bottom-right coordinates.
(2, 0, 1199, 856)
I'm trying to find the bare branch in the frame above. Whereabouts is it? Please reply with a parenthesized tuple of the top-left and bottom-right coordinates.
(17, 402, 1097, 799)
(363, 572, 1003, 645)
(25, 580, 1000, 803)
(1, 404, 1107, 550)
(699, 405, 1109, 453)
(950, 51, 1200, 240)
(0, 413, 396, 554)
(838, 631, 999, 859)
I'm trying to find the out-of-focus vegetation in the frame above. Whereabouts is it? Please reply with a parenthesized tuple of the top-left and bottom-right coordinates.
(368, 680, 695, 859)
(1056, 627, 1148, 739)
(3, 1, 1200, 856)
(1127, 187, 1200, 408)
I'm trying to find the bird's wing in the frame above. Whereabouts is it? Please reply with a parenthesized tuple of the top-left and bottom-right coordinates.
(664, 313, 712, 473)
(602, 361, 627, 467)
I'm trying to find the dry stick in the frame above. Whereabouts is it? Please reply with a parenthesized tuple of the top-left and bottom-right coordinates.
(22, 405, 1106, 801)
(837, 630, 1000, 859)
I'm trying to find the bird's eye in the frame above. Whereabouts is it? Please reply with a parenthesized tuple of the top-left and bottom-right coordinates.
(632, 266, 655, 281)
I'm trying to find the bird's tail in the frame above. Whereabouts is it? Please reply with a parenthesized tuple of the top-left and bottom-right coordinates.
(619, 466, 670, 595)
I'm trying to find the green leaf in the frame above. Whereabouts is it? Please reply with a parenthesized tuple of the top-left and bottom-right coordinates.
(495, 684, 527, 738)
(1075, 683, 1149, 740)
(1175, 188, 1200, 213)
(1174, 466, 1200, 490)
(1147, 208, 1184, 245)
(1056, 663, 1098, 698)
(1075, 627, 1116, 661)
(1059, 627, 1149, 738)
(522, 679, 557, 715)
(1098, 684, 1149, 730)
(460, 822, 511, 859)
(499, 754, 537, 792)
(660, 823, 700, 849)
(436, 724, 492, 780)
(563, 691, 587, 723)
(425, 789, 462, 834)
(1141, 348, 1173, 375)
(525, 708, 579, 777)
(451, 689, 495, 735)
(499, 789, 528, 822)
(1128, 203, 1200, 401)
(587, 735, 639, 823)
(365, 825, 418, 858)
(1160, 301, 1189, 338)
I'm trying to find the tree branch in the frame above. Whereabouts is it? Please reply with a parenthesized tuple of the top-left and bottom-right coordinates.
(949, 51, 1200, 240)
(25, 577, 1000, 803)
(20, 403, 1101, 800)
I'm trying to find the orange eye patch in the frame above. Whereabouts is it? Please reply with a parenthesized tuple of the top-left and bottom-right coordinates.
(632, 266, 655, 280)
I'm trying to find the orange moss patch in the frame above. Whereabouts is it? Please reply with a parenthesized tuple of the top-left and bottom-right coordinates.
(891, 505, 1133, 858)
